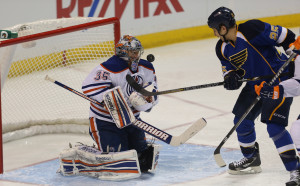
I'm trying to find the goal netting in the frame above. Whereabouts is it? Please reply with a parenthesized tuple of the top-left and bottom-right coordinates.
(0, 17, 120, 143)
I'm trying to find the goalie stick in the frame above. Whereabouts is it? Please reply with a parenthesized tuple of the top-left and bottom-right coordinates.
(45, 75, 206, 146)
(126, 72, 291, 96)
(214, 51, 298, 167)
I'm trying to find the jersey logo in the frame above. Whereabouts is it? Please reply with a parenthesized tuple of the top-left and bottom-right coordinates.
(126, 74, 143, 96)
(229, 48, 248, 76)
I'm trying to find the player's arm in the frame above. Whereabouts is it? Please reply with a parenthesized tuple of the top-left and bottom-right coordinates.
(279, 55, 300, 97)
(240, 20, 296, 52)
(255, 56, 300, 99)
(216, 40, 243, 90)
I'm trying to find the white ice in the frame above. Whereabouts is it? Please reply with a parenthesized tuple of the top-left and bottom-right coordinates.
(1, 28, 300, 186)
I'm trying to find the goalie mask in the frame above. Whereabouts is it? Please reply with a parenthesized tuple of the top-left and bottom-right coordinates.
(116, 35, 144, 72)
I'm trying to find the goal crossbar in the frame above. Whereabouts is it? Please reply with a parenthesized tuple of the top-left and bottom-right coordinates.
(0, 17, 120, 48)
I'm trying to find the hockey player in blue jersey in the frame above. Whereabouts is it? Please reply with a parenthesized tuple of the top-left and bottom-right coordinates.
(208, 7, 299, 185)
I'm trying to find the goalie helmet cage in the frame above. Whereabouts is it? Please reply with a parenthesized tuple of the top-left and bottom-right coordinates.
(0, 17, 121, 174)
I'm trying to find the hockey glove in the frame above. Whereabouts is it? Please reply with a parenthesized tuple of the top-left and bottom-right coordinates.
(254, 81, 284, 100)
(286, 36, 300, 55)
(224, 71, 243, 90)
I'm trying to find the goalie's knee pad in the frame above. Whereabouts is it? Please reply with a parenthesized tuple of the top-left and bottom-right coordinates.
(58, 143, 141, 180)
(138, 143, 162, 173)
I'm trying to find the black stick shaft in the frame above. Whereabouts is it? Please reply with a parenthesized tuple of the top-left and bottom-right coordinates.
(126, 72, 291, 96)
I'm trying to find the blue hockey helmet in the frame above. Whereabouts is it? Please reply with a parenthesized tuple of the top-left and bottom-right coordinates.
(207, 7, 236, 31)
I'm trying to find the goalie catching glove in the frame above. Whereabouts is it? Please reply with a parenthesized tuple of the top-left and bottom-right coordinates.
(129, 82, 158, 112)
(255, 81, 284, 100)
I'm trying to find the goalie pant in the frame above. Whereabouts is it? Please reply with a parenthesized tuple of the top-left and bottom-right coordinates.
(58, 143, 162, 180)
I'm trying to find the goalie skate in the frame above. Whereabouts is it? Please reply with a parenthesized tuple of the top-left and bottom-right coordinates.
(228, 142, 262, 175)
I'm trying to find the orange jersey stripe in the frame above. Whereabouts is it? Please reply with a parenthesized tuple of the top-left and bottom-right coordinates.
(83, 86, 107, 94)
(91, 103, 110, 114)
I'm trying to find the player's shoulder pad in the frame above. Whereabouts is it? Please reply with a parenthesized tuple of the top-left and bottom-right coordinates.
(238, 19, 265, 41)
(215, 39, 227, 61)
(101, 55, 128, 73)
(139, 59, 155, 73)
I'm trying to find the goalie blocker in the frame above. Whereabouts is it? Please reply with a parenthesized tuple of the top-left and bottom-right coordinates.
(58, 143, 162, 180)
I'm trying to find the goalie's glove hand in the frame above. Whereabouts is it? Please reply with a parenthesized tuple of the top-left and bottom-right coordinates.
(129, 92, 153, 112)
(129, 83, 158, 112)
(286, 36, 300, 56)
(255, 81, 284, 100)
(224, 71, 243, 90)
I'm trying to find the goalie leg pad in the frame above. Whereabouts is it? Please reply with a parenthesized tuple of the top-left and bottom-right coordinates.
(58, 143, 141, 180)
(103, 86, 136, 128)
(138, 143, 162, 173)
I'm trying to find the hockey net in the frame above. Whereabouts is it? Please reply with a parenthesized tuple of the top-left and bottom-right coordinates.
(0, 17, 120, 143)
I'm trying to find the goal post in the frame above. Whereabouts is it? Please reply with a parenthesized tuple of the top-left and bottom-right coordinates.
(0, 17, 120, 173)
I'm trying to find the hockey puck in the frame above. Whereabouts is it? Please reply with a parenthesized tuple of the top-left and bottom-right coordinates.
(147, 54, 155, 62)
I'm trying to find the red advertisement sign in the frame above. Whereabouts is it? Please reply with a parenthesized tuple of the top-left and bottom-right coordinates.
(57, 0, 184, 19)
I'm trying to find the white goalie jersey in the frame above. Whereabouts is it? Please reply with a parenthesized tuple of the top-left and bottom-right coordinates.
(82, 55, 158, 123)
(280, 55, 300, 97)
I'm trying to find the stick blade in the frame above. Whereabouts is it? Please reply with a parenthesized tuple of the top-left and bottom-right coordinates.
(170, 118, 207, 146)
(45, 75, 55, 82)
(214, 148, 226, 167)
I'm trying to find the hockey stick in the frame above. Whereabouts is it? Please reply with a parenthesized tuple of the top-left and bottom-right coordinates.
(214, 52, 298, 167)
(126, 72, 291, 96)
(45, 75, 207, 146)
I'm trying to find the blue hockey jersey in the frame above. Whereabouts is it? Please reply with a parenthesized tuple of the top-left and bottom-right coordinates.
(215, 19, 295, 87)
